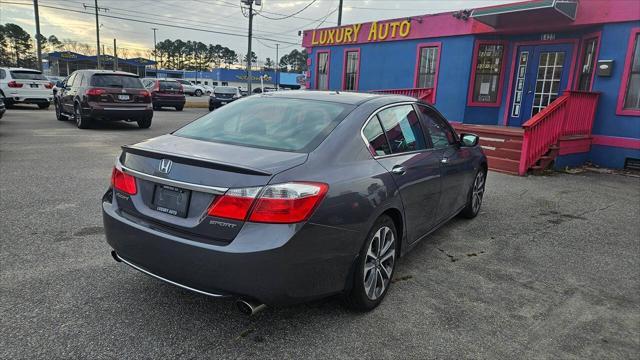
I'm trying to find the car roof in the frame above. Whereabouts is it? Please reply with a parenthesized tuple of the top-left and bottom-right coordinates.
(259, 90, 415, 105)
(75, 69, 139, 77)
(4, 67, 42, 72)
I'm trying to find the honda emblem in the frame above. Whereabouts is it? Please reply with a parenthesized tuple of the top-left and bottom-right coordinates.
(158, 159, 172, 174)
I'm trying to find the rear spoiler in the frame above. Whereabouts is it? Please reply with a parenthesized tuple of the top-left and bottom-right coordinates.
(121, 145, 272, 176)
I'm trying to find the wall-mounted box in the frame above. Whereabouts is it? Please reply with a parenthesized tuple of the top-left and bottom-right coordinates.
(597, 60, 613, 76)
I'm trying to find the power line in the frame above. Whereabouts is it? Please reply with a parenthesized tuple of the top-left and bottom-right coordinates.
(1, 1, 301, 45)
(255, 0, 317, 21)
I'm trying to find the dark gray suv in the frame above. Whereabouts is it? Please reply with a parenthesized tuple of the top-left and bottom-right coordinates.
(103, 91, 487, 313)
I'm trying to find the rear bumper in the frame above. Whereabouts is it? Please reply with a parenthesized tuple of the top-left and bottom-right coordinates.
(152, 98, 186, 107)
(102, 200, 359, 305)
(5, 96, 52, 104)
(85, 106, 153, 120)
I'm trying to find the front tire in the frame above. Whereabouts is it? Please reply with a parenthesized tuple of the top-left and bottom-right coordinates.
(195, 89, 203, 97)
(74, 104, 92, 129)
(460, 168, 486, 219)
(344, 215, 397, 312)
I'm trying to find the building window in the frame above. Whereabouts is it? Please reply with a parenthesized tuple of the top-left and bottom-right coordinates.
(619, 30, 640, 113)
(417, 46, 439, 88)
(577, 36, 599, 91)
(468, 41, 506, 106)
(316, 51, 329, 90)
(343, 50, 359, 91)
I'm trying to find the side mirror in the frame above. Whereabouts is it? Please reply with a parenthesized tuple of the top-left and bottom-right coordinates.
(460, 133, 479, 147)
(56, 81, 64, 88)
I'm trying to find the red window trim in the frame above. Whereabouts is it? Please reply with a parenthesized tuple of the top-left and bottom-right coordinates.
(341, 48, 361, 91)
(616, 27, 640, 116)
(574, 31, 602, 91)
(413, 42, 442, 104)
(467, 40, 508, 107)
(315, 49, 331, 90)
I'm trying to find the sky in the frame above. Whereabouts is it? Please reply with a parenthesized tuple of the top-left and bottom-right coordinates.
(0, 0, 515, 61)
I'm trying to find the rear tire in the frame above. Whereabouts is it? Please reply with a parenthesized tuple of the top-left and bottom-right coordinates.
(74, 103, 92, 129)
(137, 116, 152, 129)
(460, 168, 486, 219)
(175, 105, 184, 111)
(344, 215, 397, 312)
(208, 106, 215, 111)
(38, 103, 50, 109)
(54, 101, 65, 121)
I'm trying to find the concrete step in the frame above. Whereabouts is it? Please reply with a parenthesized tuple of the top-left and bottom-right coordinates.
(486, 156, 520, 175)
(481, 146, 522, 161)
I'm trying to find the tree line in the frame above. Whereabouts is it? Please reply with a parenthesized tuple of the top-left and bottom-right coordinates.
(0, 23, 308, 73)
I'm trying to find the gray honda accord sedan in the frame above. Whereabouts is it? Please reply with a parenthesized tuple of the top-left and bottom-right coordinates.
(103, 91, 487, 313)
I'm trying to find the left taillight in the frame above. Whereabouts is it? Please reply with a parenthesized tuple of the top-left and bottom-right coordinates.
(111, 168, 137, 195)
(8, 81, 23, 88)
(45, 82, 54, 89)
(86, 88, 105, 96)
(207, 182, 328, 224)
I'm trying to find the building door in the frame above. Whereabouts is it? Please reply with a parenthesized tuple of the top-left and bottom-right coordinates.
(508, 43, 574, 126)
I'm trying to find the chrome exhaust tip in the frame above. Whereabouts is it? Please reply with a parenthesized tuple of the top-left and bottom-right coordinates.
(111, 250, 122, 262)
(236, 299, 266, 316)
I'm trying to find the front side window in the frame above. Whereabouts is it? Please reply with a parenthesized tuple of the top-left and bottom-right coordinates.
(316, 52, 329, 90)
(343, 50, 359, 91)
(418, 105, 456, 149)
(376, 105, 427, 154)
(469, 42, 505, 105)
(417, 46, 439, 88)
(577, 37, 599, 91)
(622, 32, 640, 111)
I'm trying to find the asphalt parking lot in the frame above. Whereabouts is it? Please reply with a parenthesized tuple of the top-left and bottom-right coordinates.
(1, 107, 638, 359)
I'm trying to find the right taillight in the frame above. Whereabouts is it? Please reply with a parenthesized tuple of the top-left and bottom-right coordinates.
(207, 182, 328, 224)
(111, 168, 137, 195)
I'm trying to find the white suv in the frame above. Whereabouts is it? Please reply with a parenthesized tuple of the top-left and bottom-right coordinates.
(0, 67, 54, 109)
(176, 79, 206, 97)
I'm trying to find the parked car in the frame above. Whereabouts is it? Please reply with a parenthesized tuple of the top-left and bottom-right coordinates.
(54, 70, 153, 129)
(0, 97, 5, 119)
(208, 86, 241, 111)
(176, 79, 205, 96)
(0, 67, 54, 109)
(142, 79, 186, 111)
(104, 91, 487, 314)
(201, 84, 215, 95)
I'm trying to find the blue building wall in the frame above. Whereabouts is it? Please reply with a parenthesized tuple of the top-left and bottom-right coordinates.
(308, 20, 640, 169)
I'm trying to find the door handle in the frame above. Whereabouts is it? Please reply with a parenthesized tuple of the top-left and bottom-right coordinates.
(391, 165, 406, 175)
(441, 157, 449, 164)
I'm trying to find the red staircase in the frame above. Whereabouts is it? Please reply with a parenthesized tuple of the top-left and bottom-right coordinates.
(371, 87, 434, 103)
(453, 91, 600, 176)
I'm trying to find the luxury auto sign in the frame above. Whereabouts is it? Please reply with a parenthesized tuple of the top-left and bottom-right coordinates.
(309, 19, 412, 45)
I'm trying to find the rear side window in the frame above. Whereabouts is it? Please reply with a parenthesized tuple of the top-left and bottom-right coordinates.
(0, 69, 5, 79)
(363, 118, 391, 156)
(175, 97, 352, 152)
(159, 81, 180, 90)
(91, 74, 143, 88)
(10, 70, 47, 80)
(376, 105, 427, 153)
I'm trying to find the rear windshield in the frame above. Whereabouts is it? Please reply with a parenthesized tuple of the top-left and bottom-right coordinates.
(91, 74, 143, 88)
(174, 97, 353, 152)
(10, 71, 47, 80)
(159, 80, 181, 90)
(214, 87, 237, 94)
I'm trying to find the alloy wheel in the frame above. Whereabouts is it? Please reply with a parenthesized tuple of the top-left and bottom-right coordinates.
(75, 106, 81, 126)
(363, 225, 395, 300)
(472, 171, 485, 214)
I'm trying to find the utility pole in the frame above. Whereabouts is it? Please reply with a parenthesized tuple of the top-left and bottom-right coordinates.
(244, 0, 255, 93)
(84, 1, 108, 69)
(33, 0, 43, 71)
(152, 28, 158, 75)
(338, 0, 343, 26)
(275, 43, 279, 91)
(113, 38, 118, 71)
